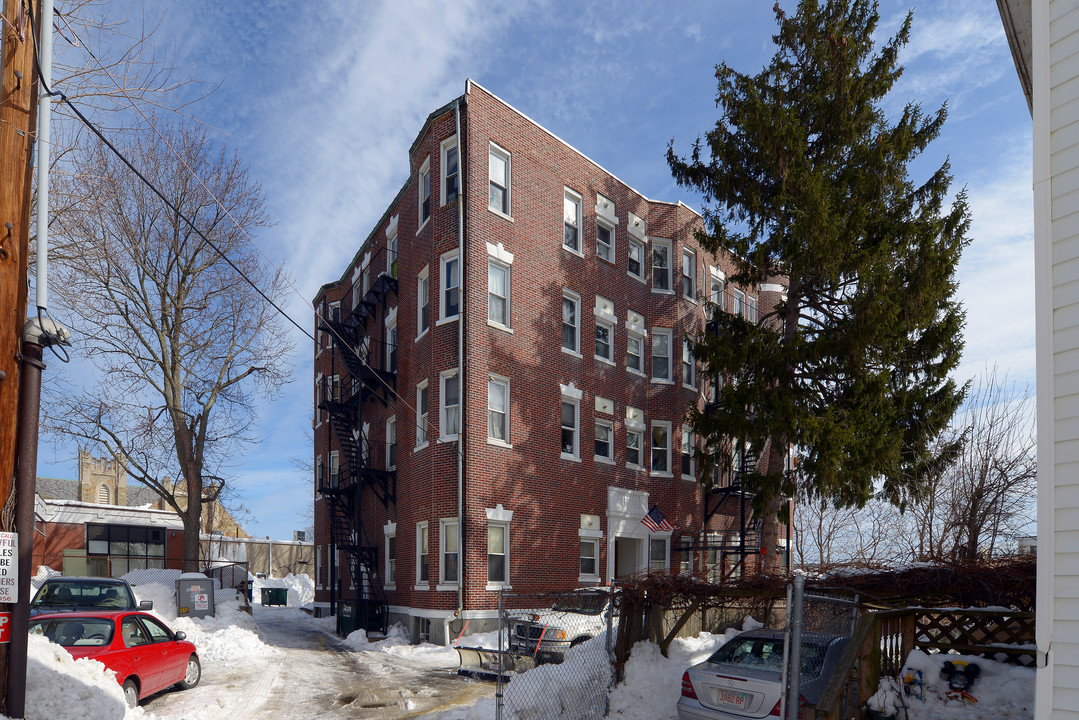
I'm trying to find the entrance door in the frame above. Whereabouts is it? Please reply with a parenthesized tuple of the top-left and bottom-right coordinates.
(615, 537, 642, 579)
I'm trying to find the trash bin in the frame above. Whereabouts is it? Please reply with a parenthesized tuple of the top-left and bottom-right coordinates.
(260, 587, 288, 606)
(176, 575, 215, 619)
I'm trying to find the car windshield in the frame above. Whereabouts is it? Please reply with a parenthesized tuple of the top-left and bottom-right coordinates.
(29, 617, 115, 647)
(33, 581, 131, 609)
(551, 593, 607, 614)
(708, 637, 828, 677)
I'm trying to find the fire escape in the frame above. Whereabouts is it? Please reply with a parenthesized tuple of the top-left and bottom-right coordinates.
(318, 248, 397, 635)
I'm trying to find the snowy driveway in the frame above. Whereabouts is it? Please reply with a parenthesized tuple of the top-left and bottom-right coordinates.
(143, 608, 493, 720)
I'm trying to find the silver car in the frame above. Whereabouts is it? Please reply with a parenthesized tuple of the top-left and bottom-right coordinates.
(677, 629, 848, 719)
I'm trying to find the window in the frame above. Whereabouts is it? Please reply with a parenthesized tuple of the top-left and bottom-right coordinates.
(488, 524, 508, 585)
(384, 525, 396, 587)
(386, 416, 397, 470)
(580, 540, 598, 578)
(386, 315, 397, 372)
(416, 381, 429, 448)
(710, 269, 725, 313)
(441, 520, 459, 586)
(628, 237, 645, 281)
(682, 426, 695, 478)
(682, 339, 695, 388)
(733, 289, 746, 318)
(627, 333, 643, 375)
(417, 266, 430, 337)
(597, 220, 614, 262)
(649, 537, 669, 573)
(653, 239, 672, 291)
(561, 399, 580, 460)
(682, 249, 697, 300)
(678, 538, 694, 573)
(316, 546, 322, 588)
(562, 290, 580, 354)
(329, 451, 339, 489)
(595, 318, 613, 362)
(440, 371, 460, 440)
(417, 523, 429, 586)
(387, 229, 398, 278)
(440, 252, 459, 321)
(419, 158, 431, 227)
(489, 260, 510, 327)
(747, 296, 758, 324)
(626, 428, 643, 468)
(651, 421, 671, 475)
(652, 329, 672, 382)
(564, 189, 582, 253)
(442, 138, 459, 205)
(595, 420, 613, 462)
(98, 484, 110, 504)
(488, 376, 510, 444)
(489, 143, 511, 216)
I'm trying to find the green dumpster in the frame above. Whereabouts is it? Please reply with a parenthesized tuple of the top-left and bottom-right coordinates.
(260, 587, 288, 606)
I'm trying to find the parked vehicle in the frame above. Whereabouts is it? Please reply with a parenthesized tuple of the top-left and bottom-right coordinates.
(29, 610, 200, 708)
(30, 577, 152, 617)
(677, 628, 849, 720)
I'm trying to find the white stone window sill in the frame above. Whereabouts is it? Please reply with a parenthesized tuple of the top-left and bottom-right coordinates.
(562, 347, 583, 359)
(414, 583, 430, 591)
(485, 583, 511, 592)
(561, 453, 582, 463)
(651, 471, 674, 478)
(595, 355, 616, 366)
(651, 378, 675, 386)
(563, 245, 585, 258)
(578, 576, 601, 584)
(652, 288, 675, 295)
(628, 272, 646, 284)
(417, 217, 430, 235)
(435, 583, 459, 593)
(487, 438, 513, 449)
(488, 320, 514, 333)
(438, 434, 459, 444)
(488, 208, 514, 222)
(683, 383, 697, 391)
(594, 456, 615, 465)
(415, 329, 429, 343)
(436, 316, 459, 327)
(414, 442, 429, 452)
(627, 367, 645, 377)
(384, 584, 396, 592)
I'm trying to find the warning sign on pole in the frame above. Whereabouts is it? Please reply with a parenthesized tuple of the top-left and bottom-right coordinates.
(0, 612, 10, 643)
(0, 532, 17, 603)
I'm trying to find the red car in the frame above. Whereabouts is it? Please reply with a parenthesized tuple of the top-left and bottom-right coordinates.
(30, 610, 201, 708)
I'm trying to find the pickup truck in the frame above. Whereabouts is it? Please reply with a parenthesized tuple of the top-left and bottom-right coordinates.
(507, 588, 615, 664)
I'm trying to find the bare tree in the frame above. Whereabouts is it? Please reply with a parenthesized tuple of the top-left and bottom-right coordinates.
(46, 120, 293, 570)
(794, 492, 906, 569)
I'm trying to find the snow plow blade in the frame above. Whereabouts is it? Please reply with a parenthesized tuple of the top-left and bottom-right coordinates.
(455, 646, 534, 681)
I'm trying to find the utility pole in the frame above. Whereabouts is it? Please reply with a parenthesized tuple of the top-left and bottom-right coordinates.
(0, 0, 41, 714)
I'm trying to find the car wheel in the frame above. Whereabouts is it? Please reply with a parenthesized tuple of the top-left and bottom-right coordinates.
(122, 679, 139, 708)
(178, 655, 201, 690)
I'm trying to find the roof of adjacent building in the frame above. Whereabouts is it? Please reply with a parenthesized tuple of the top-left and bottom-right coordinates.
(35, 476, 163, 508)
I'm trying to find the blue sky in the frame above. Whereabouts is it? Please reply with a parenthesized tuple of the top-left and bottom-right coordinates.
(36, 0, 1034, 540)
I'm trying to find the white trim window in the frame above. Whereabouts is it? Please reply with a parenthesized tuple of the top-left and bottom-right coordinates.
(489, 143, 511, 216)
(651, 421, 671, 476)
(561, 384, 582, 461)
(682, 339, 696, 389)
(440, 252, 460, 322)
(416, 381, 429, 449)
(416, 522, 429, 588)
(649, 536, 669, 573)
(733, 289, 746, 318)
(626, 427, 643, 468)
(709, 268, 725, 313)
(441, 137, 459, 205)
(682, 248, 697, 301)
(440, 520, 459, 588)
(386, 416, 397, 470)
(652, 329, 672, 382)
(316, 546, 322, 589)
(627, 334, 643, 374)
(488, 375, 510, 445)
(597, 219, 614, 263)
(595, 317, 613, 363)
(652, 239, 672, 292)
(564, 189, 583, 254)
(562, 290, 581, 355)
(747, 295, 758, 324)
(595, 419, 613, 463)
(417, 265, 430, 338)
(682, 425, 695, 479)
(489, 259, 510, 328)
(418, 157, 431, 228)
(385, 311, 398, 373)
(440, 370, 460, 440)
(628, 237, 645, 281)
(580, 537, 600, 582)
(329, 451, 339, 490)
(384, 523, 396, 588)
(488, 523, 509, 586)
(387, 228, 398, 278)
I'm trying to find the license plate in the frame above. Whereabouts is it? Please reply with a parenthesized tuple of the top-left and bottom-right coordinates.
(711, 688, 748, 709)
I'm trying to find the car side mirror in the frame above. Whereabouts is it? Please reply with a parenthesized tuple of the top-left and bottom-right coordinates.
(174, 631, 186, 641)
(139, 600, 153, 610)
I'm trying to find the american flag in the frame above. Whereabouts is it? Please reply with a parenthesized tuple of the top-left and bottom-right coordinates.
(641, 505, 674, 533)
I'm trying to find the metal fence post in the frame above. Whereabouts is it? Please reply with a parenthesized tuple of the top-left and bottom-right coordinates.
(496, 588, 504, 720)
(786, 574, 805, 720)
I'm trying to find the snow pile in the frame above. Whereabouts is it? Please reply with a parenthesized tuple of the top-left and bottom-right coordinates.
(250, 573, 314, 607)
(30, 566, 62, 595)
(868, 649, 1035, 720)
(344, 622, 458, 668)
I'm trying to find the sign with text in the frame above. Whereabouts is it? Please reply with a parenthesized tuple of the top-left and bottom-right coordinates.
(0, 613, 10, 643)
(0, 533, 16, 603)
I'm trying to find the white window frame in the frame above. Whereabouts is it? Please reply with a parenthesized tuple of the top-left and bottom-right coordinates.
(628, 236, 645, 282)
(488, 259, 511, 329)
(488, 374, 511, 447)
(562, 290, 581, 357)
(594, 418, 614, 464)
(682, 338, 696, 389)
(597, 217, 615, 263)
(417, 265, 430, 339)
(440, 370, 460, 441)
(626, 427, 643, 469)
(594, 317, 614, 364)
(563, 188, 583, 255)
(709, 267, 725, 313)
(733, 289, 746, 318)
(652, 328, 673, 383)
(415, 381, 429, 450)
(387, 228, 398, 278)
(314, 372, 323, 429)
(652, 238, 673, 293)
(627, 332, 645, 376)
(385, 310, 398, 373)
(418, 156, 431, 230)
(386, 415, 397, 470)
(384, 522, 396, 589)
(651, 421, 672, 477)
(439, 251, 460, 324)
(747, 295, 758, 324)
(682, 425, 696, 480)
(485, 505, 513, 590)
(560, 383, 582, 462)
(437, 519, 459, 590)
(415, 522, 430, 590)
(441, 137, 459, 206)
(316, 545, 323, 589)
(649, 536, 670, 573)
(579, 531, 602, 583)
(682, 248, 697, 302)
(329, 451, 339, 489)
(488, 142, 511, 217)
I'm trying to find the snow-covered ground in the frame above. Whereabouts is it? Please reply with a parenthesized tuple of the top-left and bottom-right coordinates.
(10, 571, 1037, 720)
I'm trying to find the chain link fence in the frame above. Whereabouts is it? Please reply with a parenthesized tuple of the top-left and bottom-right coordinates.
(493, 589, 616, 720)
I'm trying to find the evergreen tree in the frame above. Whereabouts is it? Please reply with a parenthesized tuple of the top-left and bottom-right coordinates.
(667, 0, 970, 571)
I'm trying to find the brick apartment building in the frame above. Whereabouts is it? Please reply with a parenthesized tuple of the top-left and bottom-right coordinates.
(312, 81, 789, 643)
